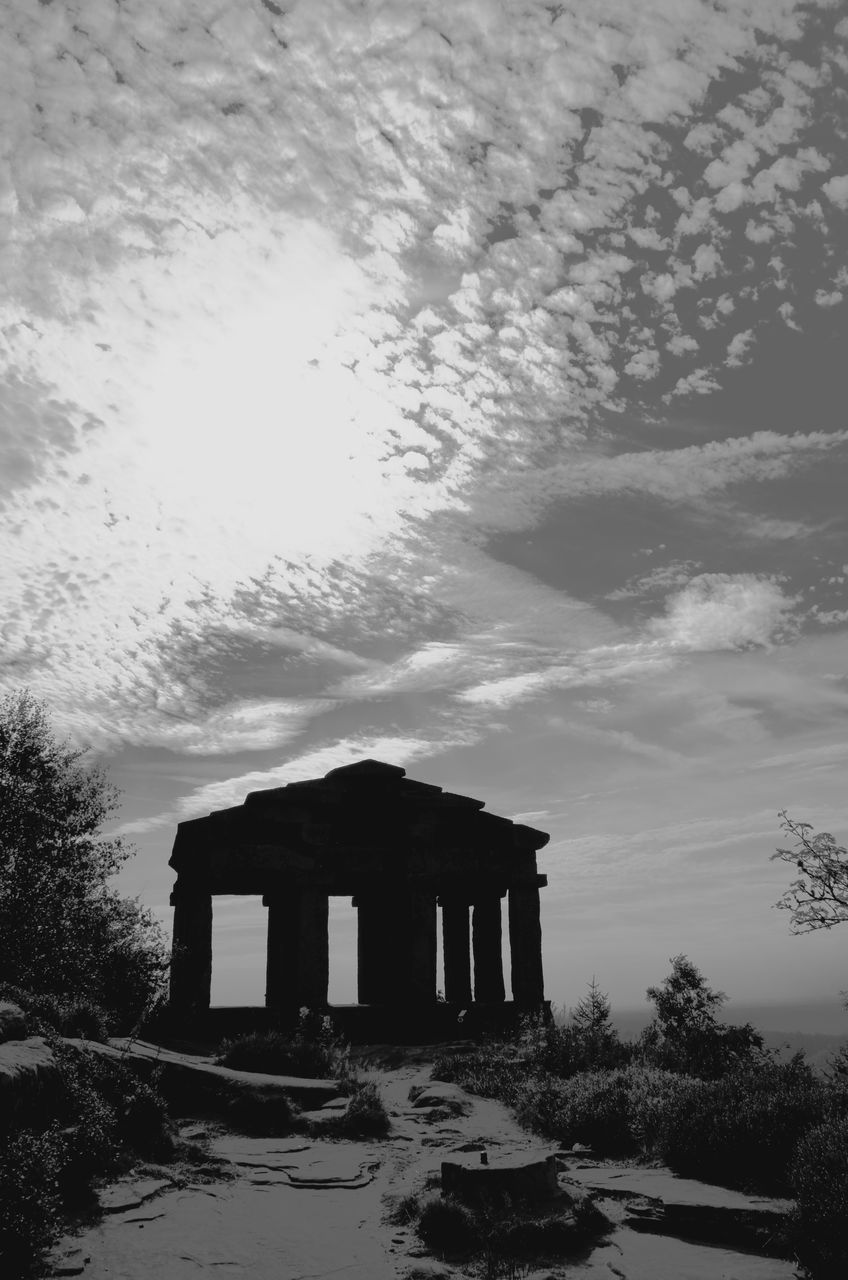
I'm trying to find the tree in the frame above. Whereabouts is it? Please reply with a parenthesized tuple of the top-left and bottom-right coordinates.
(640, 955, 764, 1078)
(0, 689, 168, 1027)
(771, 810, 848, 932)
(569, 975, 626, 1070)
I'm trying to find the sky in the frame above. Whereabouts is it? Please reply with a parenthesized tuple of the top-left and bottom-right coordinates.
(2, 0, 847, 1026)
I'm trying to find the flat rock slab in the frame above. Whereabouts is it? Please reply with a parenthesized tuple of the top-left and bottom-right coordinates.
(566, 1165, 793, 1257)
(569, 1224, 799, 1280)
(98, 1178, 173, 1214)
(71, 1038, 340, 1108)
(566, 1165, 792, 1214)
(62, 1179, 397, 1280)
(213, 1134, 381, 1188)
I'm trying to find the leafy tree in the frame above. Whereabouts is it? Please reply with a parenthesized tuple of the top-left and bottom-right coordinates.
(640, 955, 765, 1078)
(0, 689, 168, 1028)
(771, 810, 848, 933)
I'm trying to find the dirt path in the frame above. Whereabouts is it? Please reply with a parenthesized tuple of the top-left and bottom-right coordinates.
(50, 1061, 800, 1280)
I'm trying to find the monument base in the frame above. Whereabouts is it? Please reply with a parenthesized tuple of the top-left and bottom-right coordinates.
(153, 1000, 551, 1049)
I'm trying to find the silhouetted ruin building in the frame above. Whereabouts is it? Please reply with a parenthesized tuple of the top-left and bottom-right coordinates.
(168, 759, 549, 1039)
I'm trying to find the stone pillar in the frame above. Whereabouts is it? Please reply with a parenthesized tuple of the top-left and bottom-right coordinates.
(294, 887, 329, 1010)
(264, 893, 299, 1010)
(508, 885, 545, 1006)
(356, 894, 391, 1004)
(472, 896, 505, 1003)
(169, 883, 213, 1013)
(441, 898, 472, 1006)
(407, 885, 437, 1005)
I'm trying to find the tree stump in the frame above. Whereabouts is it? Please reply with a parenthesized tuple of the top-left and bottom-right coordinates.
(441, 1150, 559, 1206)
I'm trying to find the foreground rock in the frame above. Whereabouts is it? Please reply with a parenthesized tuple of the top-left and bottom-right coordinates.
(564, 1163, 793, 1257)
(0, 1035, 61, 1133)
(70, 1037, 340, 1109)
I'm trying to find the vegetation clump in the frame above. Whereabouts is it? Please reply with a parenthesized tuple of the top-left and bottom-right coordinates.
(330, 1079, 391, 1138)
(791, 1115, 848, 1279)
(217, 1010, 348, 1079)
(399, 1184, 609, 1277)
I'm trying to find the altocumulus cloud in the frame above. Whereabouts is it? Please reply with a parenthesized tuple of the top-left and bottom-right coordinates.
(0, 0, 845, 764)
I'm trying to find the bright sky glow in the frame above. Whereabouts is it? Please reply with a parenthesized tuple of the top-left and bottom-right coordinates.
(2, 0, 847, 1022)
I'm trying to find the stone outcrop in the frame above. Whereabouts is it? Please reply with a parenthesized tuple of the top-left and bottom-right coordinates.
(68, 1037, 340, 1111)
(0, 1000, 30, 1043)
(563, 1164, 793, 1257)
(0, 1032, 61, 1134)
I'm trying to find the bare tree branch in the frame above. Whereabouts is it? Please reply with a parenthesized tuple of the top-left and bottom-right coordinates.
(771, 810, 848, 933)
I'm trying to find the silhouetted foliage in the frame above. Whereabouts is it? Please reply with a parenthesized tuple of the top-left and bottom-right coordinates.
(0, 690, 168, 1029)
(772, 810, 848, 933)
(639, 955, 766, 1078)
(216, 1010, 348, 1078)
(792, 1115, 848, 1279)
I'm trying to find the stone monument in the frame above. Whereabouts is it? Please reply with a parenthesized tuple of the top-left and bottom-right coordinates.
(167, 759, 549, 1040)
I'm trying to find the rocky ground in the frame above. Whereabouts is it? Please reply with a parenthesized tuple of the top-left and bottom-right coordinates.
(47, 1047, 802, 1280)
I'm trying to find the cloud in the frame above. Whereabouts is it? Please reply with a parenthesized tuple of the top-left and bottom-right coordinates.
(471, 430, 848, 531)
(1, 0, 845, 765)
(650, 573, 798, 651)
(113, 726, 482, 835)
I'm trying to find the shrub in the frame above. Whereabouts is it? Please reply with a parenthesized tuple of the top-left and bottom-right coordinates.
(625, 1066, 696, 1153)
(0, 985, 111, 1041)
(0, 1127, 65, 1276)
(791, 1116, 848, 1278)
(649, 1057, 830, 1193)
(222, 1088, 298, 1136)
(516, 1069, 636, 1154)
(334, 1080, 390, 1138)
(217, 1011, 347, 1079)
(415, 1194, 480, 1254)
(54, 1043, 175, 1167)
(432, 1049, 534, 1106)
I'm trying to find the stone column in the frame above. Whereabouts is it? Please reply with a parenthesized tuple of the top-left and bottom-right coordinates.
(508, 885, 545, 1006)
(169, 883, 213, 1013)
(264, 892, 299, 1010)
(355, 894, 391, 1004)
(472, 896, 505, 1003)
(441, 898, 472, 1005)
(407, 885, 437, 1005)
(294, 887, 329, 1010)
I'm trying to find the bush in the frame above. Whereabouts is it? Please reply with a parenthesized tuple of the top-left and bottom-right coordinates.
(334, 1081, 390, 1138)
(0, 1127, 65, 1276)
(416, 1194, 480, 1254)
(516, 1069, 636, 1154)
(217, 1012, 347, 1079)
(648, 1057, 830, 1193)
(221, 1088, 298, 1136)
(791, 1116, 848, 1278)
(432, 1049, 534, 1106)
(0, 985, 111, 1041)
(54, 1043, 175, 1168)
